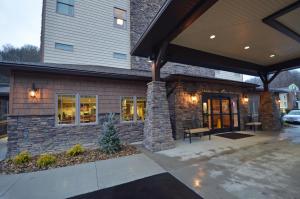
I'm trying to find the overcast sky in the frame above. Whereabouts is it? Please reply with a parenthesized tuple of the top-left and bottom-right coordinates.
(0, 0, 42, 49)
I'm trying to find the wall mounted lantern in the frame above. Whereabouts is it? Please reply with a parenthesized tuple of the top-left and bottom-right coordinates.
(191, 94, 197, 104)
(242, 94, 249, 103)
(29, 83, 38, 98)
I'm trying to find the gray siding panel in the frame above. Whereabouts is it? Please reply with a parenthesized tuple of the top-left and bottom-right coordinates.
(43, 0, 131, 69)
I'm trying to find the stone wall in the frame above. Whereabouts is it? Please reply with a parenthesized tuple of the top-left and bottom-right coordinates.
(7, 114, 144, 157)
(168, 81, 250, 139)
(259, 92, 281, 131)
(143, 81, 175, 151)
(130, 0, 215, 78)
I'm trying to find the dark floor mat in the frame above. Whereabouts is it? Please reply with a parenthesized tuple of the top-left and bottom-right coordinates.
(216, 132, 254, 140)
(68, 173, 203, 199)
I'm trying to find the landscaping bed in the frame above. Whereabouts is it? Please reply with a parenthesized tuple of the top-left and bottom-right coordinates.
(0, 145, 139, 174)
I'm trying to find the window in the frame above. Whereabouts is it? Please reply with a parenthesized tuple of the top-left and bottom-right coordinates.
(136, 97, 146, 121)
(113, 52, 127, 60)
(80, 96, 97, 124)
(57, 95, 76, 125)
(121, 97, 146, 122)
(56, 94, 98, 126)
(121, 97, 134, 121)
(57, 0, 74, 16)
(55, 43, 74, 51)
(114, 8, 127, 29)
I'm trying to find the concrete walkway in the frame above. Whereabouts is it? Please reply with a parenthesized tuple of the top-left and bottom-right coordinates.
(0, 154, 165, 199)
(142, 126, 300, 199)
(157, 131, 274, 162)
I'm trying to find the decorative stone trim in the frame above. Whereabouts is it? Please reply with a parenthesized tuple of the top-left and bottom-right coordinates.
(143, 81, 175, 152)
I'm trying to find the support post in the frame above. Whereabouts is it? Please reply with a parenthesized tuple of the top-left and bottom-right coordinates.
(258, 70, 282, 131)
(143, 42, 175, 152)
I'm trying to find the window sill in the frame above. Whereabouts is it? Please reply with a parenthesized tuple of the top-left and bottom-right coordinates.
(120, 121, 145, 124)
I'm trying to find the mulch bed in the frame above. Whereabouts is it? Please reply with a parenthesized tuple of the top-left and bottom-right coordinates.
(0, 145, 139, 174)
(216, 132, 254, 140)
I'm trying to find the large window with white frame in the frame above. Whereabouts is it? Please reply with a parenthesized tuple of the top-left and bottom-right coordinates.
(56, 94, 98, 126)
(121, 96, 146, 122)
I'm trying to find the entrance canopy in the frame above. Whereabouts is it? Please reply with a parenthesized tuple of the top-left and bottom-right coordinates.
(131, 0, 300, 76)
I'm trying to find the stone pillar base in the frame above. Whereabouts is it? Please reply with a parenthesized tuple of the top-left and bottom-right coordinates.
(259, 91, 282, 131)
(143, 81, 175, 152)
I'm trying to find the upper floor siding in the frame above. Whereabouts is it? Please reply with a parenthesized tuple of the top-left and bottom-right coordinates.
(41, 0, 131, 69)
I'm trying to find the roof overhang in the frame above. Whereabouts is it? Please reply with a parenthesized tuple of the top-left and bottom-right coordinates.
(0, 61, 152, 81)
(131, 0, 300, 76)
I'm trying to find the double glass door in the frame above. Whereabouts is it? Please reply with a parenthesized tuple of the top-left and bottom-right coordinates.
(203, 94, 240, 132)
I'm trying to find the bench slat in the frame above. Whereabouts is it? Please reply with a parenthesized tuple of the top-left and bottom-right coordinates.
(187, 128, 210, 134)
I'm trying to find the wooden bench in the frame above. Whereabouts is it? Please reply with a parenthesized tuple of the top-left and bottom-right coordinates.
(245, 122, 262, 132)
(183, 128, 211, 143)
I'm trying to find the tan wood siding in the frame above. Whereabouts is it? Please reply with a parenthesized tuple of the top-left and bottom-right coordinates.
(10, 71, 147, 116)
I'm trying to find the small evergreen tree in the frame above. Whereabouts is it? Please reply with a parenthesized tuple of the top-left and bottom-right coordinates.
(99, 113, 121, 154)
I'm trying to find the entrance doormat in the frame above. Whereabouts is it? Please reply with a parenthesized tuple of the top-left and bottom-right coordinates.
(68, 173, 203, 199)
(216, 132, 254, 140)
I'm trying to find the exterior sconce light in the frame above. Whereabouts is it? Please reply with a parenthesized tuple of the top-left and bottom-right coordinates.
(243, 94, 249, 103)
(29, 83, 38, 98)
(191, 94, 197, 103)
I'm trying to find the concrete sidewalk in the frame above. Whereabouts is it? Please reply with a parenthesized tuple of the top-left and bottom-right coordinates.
(157, 131, 274, 162)
(0, 154, 165, 199)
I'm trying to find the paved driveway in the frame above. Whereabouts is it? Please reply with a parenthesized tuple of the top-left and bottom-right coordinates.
(144, 126, 300, 199)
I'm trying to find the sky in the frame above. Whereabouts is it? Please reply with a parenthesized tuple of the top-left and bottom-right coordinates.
(0, 0, 42, 49)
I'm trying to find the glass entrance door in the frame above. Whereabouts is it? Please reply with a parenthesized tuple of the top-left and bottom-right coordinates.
(203, 94, 240, 133)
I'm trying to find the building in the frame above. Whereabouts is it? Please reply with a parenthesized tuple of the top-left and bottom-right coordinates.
(40, 0, 242, 81)
(0, 84, 9, 138)
(278, 84, 300, 113)
(3, 0, 294, 156)
(1, 62, 257, 156)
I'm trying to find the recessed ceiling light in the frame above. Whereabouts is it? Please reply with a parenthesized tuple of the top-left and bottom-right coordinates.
(210, 35, 216, 39)
(244, 46, 250, 50)
(270, 54, 275, 58)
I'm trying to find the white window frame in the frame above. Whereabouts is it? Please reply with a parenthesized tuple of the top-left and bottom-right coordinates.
(56, 0, 75, 16)
(113, 52, 127, 60)
(120, 96, 146, 123)
(55, 94, 98, 126)
(55, 43, 74, 52)
(79, 95, 98, 126)
(55, 94, 77, 127)
(113, 7, 127, 29)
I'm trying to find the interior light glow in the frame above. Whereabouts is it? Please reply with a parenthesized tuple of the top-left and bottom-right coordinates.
(270, 54, 275, 58)
(116, 18, 124, 25)
(209, 35, 216, 39)
(244, 46, 250, 50)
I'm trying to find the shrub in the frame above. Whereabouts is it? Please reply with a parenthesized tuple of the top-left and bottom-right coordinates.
(13, 151, 31, 165)
(67, 144, 84, 156)
(99, 113, 121, 154)
(37, 154, 56, 168)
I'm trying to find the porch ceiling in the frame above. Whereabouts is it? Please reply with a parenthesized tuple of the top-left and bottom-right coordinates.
(131, 0, 300, 76)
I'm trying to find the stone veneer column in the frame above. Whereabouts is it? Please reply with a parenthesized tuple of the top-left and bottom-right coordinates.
(259, 91, 282, 131)
(143, 81, 175, 152)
